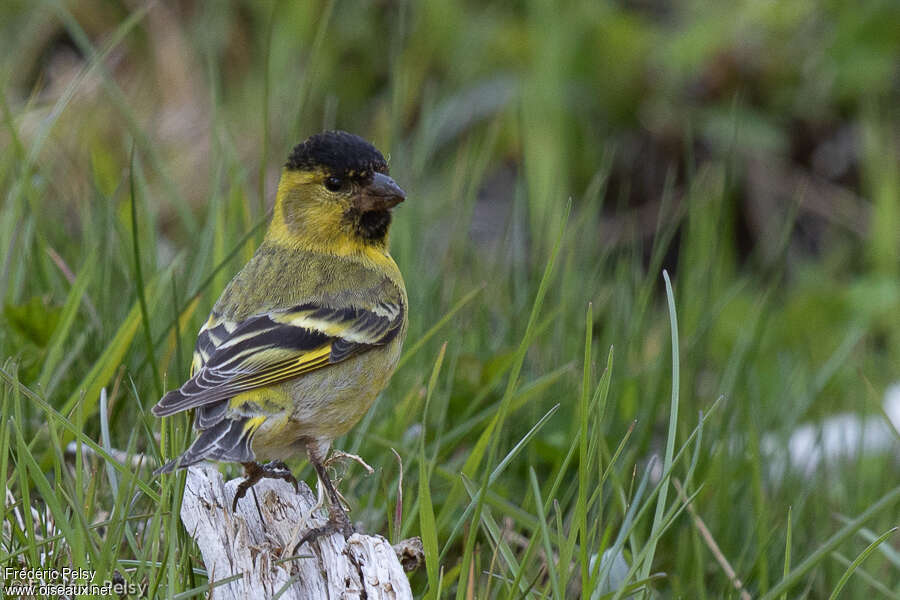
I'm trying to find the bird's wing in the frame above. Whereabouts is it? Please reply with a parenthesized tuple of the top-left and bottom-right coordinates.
(151, 299, 404, 417)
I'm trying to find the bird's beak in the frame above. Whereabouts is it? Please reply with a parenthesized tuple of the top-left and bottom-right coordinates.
(355, 172, 406, 212)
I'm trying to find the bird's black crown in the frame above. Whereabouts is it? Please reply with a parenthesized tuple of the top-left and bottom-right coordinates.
(286, 131, 389, 178)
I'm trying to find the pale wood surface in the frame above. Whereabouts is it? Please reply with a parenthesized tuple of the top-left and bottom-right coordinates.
(180, 464, 414, 599)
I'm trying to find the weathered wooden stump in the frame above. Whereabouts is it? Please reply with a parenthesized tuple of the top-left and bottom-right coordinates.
(180, 464, 419, 599)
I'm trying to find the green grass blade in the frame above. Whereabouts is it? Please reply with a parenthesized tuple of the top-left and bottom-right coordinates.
(61, 261, 174, 422)
(420, 343, 446, 599)
(0, 367, 159, 500)
(529, 467, 562, 600)
(827, 527, 898, 600)
(578, 302, 593, 594)
(780, 506, 792, 600)
(638, 270, 681, 587)
(130, 147, 163, 398)
(37, 249, 96, 391)
(438, 403, 560, 566)
(454, 202, 570, 600)
(397, 284, 483, 370)
(12, 417, 86, 568)
(761, 486, 900, 600)
(830, 552, 900, 600)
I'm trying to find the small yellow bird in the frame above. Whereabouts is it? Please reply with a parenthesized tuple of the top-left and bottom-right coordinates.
(153, 131, 408, 546)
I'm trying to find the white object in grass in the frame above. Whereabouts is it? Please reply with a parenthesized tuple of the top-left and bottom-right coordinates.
(763, 383, 900, 479)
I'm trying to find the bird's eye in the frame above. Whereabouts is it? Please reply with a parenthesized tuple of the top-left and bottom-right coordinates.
(324, 176, 344, 192)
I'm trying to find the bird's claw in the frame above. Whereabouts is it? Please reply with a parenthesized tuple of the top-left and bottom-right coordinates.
(232, 461, 299, 512)
(263, 460, 300, 492)
(293, 511, 355, 553)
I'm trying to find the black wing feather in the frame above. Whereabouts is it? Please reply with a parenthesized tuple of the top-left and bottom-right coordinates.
(152, 300, 403, 417)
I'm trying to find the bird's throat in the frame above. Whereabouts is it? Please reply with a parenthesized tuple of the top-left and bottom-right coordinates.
(355, 209, 391, 242)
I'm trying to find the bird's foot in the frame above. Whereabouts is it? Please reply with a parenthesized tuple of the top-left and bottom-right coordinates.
(261, 460, 300, 492)
(293, 505, 355, 552)
(232, 461, 299, 512)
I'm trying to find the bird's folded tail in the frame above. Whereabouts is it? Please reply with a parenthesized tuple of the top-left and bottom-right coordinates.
(153, 415, 259, 475)
(152, 375, 234, 417)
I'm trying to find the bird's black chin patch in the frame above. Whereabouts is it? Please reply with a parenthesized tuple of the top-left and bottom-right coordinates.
(355, 209, 391, 242)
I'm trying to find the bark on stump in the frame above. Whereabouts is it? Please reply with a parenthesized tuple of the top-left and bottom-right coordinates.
(180, 464, 414, 599)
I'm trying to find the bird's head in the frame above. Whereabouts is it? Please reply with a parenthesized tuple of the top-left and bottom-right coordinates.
(268, 131, 406, 253)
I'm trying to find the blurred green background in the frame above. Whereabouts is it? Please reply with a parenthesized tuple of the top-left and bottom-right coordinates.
(1, 0, 899, 598)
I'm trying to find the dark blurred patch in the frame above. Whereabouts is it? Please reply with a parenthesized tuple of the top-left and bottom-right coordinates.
(27, 29, 83, 95)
